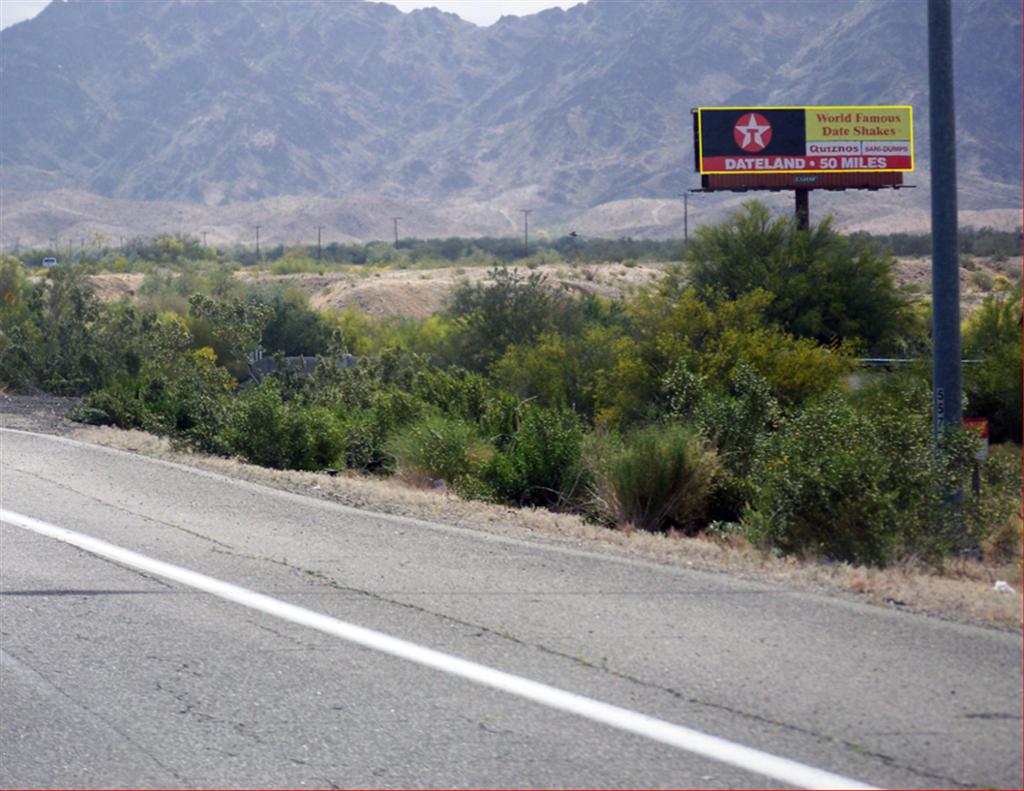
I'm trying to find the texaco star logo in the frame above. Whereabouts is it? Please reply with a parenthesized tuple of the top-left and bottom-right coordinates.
(733, 112, 772, 153)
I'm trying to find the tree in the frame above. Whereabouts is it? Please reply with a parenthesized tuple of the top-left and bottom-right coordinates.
(686, 201, 911, 352)
(188, 293, 273, 367)
(446, 266, 562, 372)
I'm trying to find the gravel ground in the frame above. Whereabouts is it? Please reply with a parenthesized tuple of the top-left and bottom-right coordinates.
(0, 392, 82, 435)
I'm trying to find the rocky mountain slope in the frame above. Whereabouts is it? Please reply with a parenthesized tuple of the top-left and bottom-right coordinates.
(0, 0, 1019, 243)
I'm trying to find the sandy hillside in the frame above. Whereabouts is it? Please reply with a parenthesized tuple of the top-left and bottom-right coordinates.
(85, 256, 1021, 320)
(234, 263, 667, 319)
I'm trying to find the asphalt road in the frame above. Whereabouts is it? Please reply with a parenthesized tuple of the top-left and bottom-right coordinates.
(1, 428, 1021, 789)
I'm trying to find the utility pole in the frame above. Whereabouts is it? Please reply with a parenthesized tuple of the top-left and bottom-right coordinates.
(520, 209, 532, 257)
(13, 238, 18, 255)
(928, 0, 962, 444)
(317, 226, 324, 260)
(392, 217, 401, 245)
(202, 231, 208, 248)
(254, 225, 261, 259)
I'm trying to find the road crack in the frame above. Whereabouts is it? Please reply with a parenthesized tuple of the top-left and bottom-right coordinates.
(226, 550, 976, 789)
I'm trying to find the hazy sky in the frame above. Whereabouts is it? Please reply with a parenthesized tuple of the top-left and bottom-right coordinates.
(0, 1, 583, 30)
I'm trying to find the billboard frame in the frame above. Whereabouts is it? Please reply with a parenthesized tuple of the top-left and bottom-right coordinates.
(690, 105, 915, 228)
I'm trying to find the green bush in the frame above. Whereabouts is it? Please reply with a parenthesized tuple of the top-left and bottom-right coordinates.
(968, 443, 1023, 562)
(388, 415, 494, 493)
(663, 362, 779, 520)
(742, 391, 979, 566)
(962, 286, 1022, 443)
(586, 424, 718, 533)
(685, 201, 912, 352)
(483, 405, 586, 508)
(70, 377, 148, 428)
(220, 378, 345, 470)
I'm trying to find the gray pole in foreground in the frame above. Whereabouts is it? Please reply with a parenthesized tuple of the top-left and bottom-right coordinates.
(928, 0, 962, 440)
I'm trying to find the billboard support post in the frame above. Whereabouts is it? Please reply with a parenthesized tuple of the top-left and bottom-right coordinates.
(795, 188, 809, 230)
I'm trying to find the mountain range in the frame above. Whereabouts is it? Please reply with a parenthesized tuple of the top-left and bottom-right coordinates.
(0, 0, 1020, 245)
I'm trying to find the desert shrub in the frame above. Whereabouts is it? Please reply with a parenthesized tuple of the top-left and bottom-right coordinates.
(586, 424, 718, 533)
(623, 285, 853, 418)
(148, 347, 235, 450)
(482, 405, 586, 508)
(492, 332, 582, 410)
(220, 378, 345, 470)
(388, 415, 494, 493)
(70, 339, 234, 453)
(663, 362, 779, 520)
(70, 377, 149, 428)
(742, 390, 979, 566)
(445, 265, 570, 372)
(258, 289, 333, 356)
(411, 366, 498, 423)
(685, 201, 911, 351)
(962, 286, 1022, 443)
(336, 388, 426, 473)
(219, 379, 289, 467)
(969, 443, 1023, 562)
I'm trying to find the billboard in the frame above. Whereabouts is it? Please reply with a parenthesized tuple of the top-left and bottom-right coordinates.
(695, 106, 914, 175)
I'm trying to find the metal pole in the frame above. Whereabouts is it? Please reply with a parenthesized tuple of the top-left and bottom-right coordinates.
(202, 231, 208, 248)
(317, 226, 323, 260)
(795, 189, 810, 230)
(684, 193, 689, 244)
(928, 0, 962, 442)
(392, 217, 401, 245)
(521, 209, 531, 256)
(255, 225, 261, 259)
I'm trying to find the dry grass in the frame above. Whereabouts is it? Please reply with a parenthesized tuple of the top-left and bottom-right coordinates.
(70, 424, 1022, 630)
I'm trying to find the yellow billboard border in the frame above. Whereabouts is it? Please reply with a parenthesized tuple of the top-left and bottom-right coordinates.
(696, 105, 915, 175)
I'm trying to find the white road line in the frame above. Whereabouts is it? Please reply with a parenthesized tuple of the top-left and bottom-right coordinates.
(1, 508, 875, 790)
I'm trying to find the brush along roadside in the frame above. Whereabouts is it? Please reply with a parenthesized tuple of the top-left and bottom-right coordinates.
(66, 423, 1022, 630)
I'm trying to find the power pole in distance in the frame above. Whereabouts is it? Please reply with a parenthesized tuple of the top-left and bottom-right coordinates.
(255, 225, 261, 260)
(392, 217, 401, 245)
(520, 209, 532, 257)
(202, 231, 208, 248)
(317, 226, 324, 260)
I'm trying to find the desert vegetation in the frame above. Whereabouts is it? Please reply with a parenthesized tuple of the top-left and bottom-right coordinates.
(2, 203, 1020, 569)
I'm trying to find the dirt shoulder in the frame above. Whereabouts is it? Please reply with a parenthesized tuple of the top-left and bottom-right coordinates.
(3, 393, 1020, 631)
